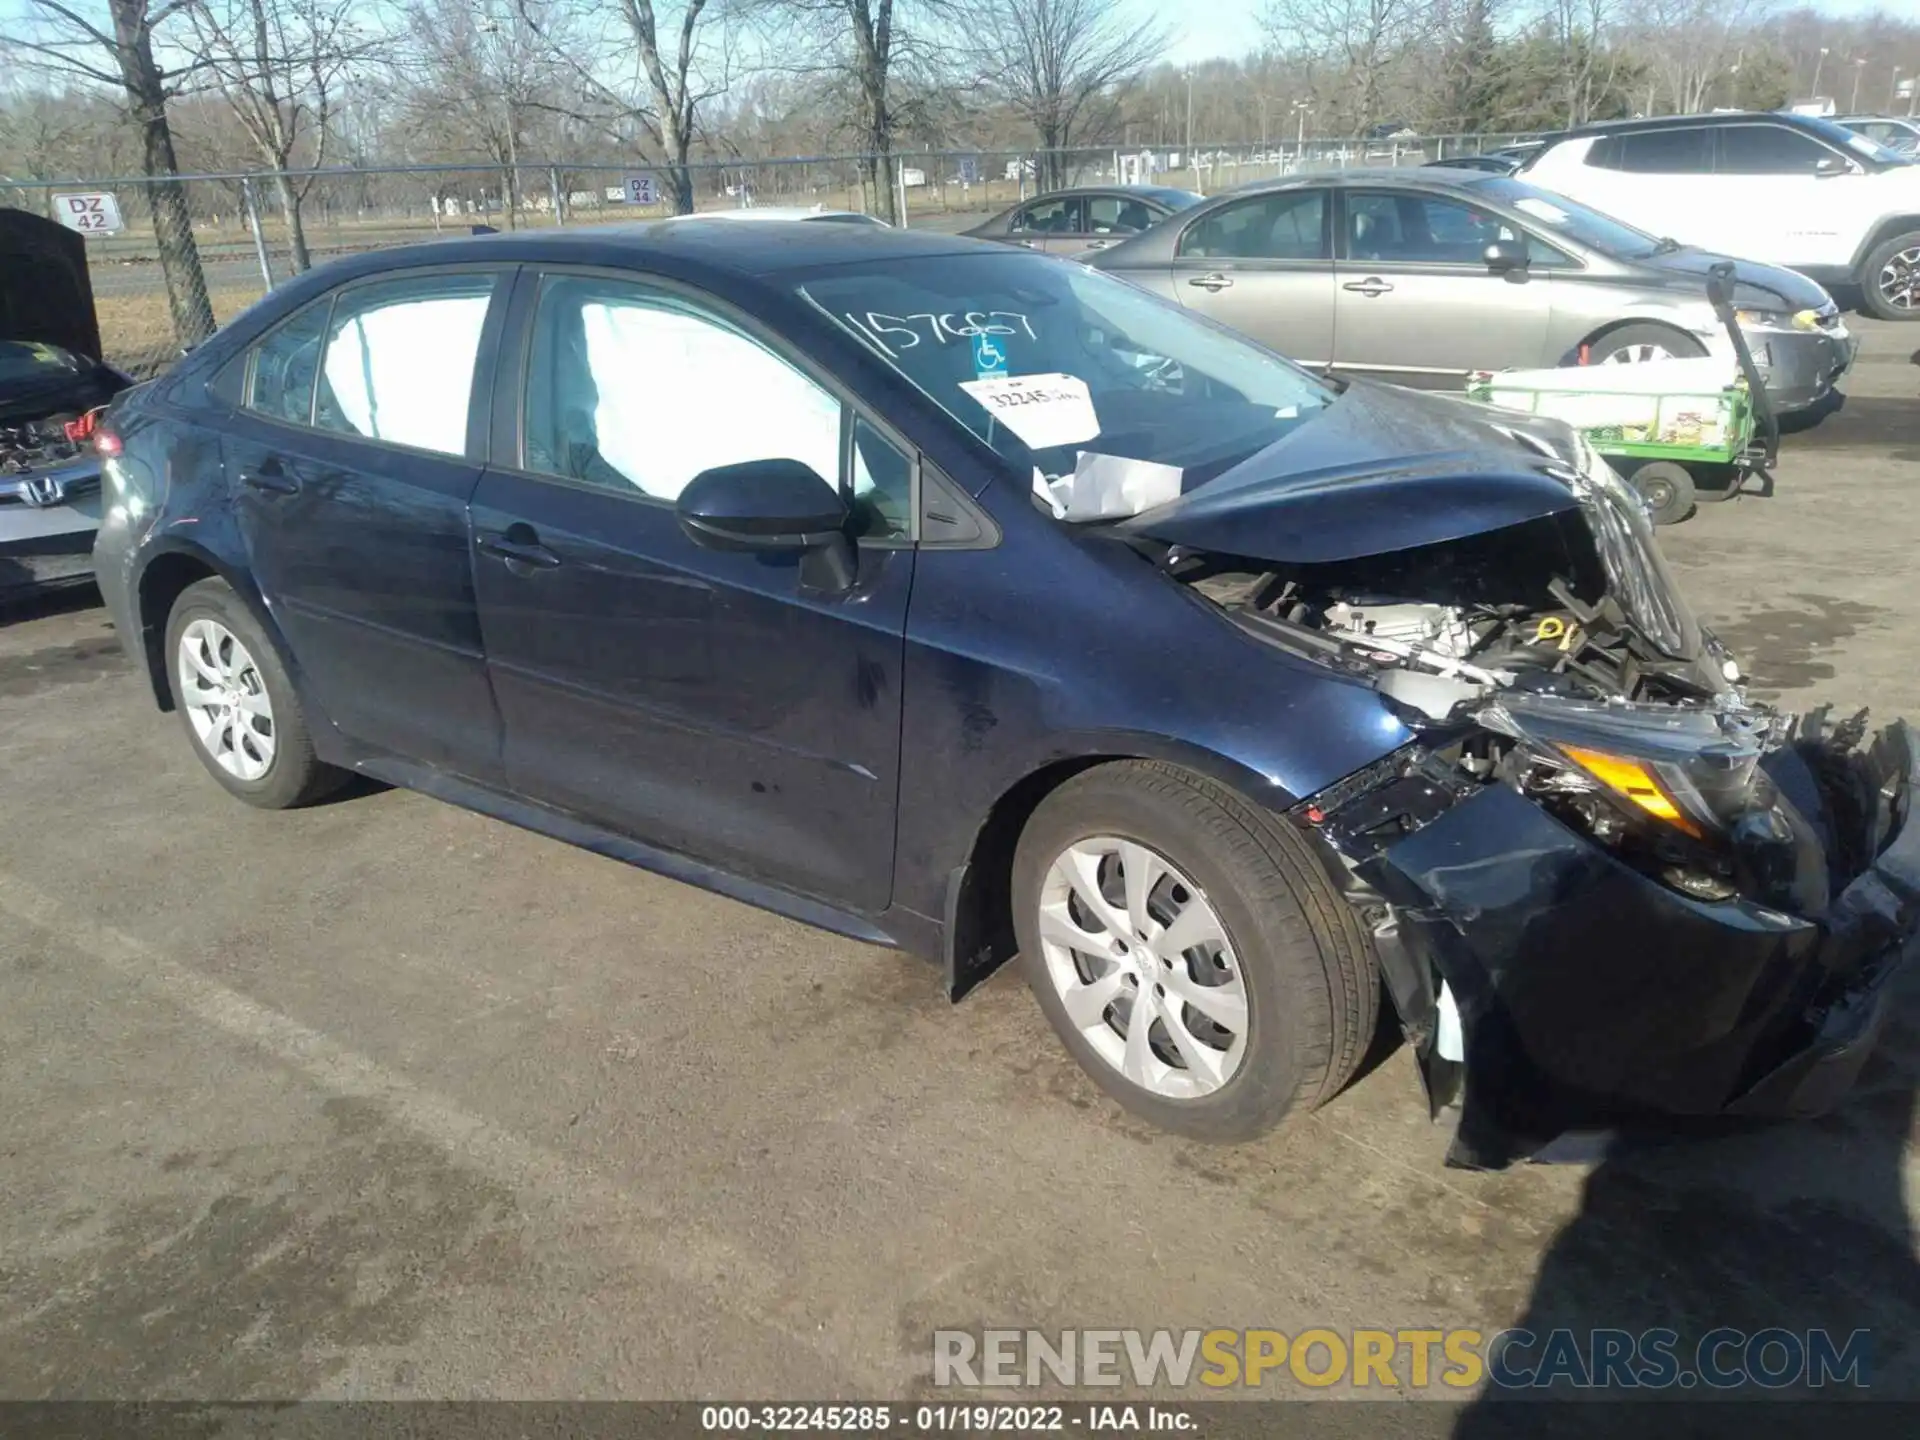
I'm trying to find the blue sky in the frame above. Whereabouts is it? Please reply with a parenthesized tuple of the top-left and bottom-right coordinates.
(1155, 0, 1914, 64)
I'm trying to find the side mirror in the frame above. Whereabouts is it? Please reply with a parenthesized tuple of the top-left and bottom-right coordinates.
(677, 458, 848, 552)
(1484, 238, 1529, 273)
(1814, 155, 1855, 178)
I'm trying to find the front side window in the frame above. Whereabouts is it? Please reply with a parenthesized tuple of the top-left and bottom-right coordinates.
(521, 275, 910, 539)
(313, 273, 495, 456)
(1346, 192, 1525, 263)
(1012, 198, 1083, 235)
(1087, 195, 1156, 234)
(1178, 191, 1326, 260)
(1716, 124, 1840, 175)
(245, 298, 332, 425)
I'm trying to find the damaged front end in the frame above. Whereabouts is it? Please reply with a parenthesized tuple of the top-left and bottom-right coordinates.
(1131, 407, 1919, 1168)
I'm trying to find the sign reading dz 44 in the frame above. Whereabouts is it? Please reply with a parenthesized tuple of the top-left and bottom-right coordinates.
(622, 175, 660, 206)
(54, 191, 125, 236)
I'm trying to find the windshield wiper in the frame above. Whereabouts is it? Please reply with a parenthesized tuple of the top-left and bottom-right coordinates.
(1650, 236, 1684, 255)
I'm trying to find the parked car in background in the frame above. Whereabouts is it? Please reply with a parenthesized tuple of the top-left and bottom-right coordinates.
(1424, 152, 1524, 174)
(89, 220, 1918, 1168)
(670, 205, 890, 226)
(1, 208, 133, 600)
(1836, 115, 1920, 157)
(1522, 111, 1920, 319)
(1089, 169, 1853, 413)
(963, 185, 1203, 255)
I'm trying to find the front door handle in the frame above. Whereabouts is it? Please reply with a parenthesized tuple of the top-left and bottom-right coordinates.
(241, 468, 300, 495)
(1187, 273, 1234, 292)
(1342, 278, 1394, 297)
(477, 530, 561, 570)
(1084, 238, 1111, 249)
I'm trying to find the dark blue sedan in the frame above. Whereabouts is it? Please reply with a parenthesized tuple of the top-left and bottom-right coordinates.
(91, 222, 1918, 1167)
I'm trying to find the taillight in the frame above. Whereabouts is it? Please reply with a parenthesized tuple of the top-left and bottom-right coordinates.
(94, 426, 123, 458)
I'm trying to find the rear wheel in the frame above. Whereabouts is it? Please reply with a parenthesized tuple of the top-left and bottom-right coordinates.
(165, 578, 344, 809)
(1860, 230, 1920, 321)
(1630, 460, 1697, 526)
(1582, 322, 1707, 368)
(1012, 761, 1377, 1141)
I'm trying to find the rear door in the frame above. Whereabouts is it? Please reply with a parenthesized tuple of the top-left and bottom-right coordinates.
(1330, 188, 1553, 384)
(1169, 188, 1335, 366)
(469, 269, 917, 912)
(1565, 126, 1719, 254)
(226, 267, 510, 778)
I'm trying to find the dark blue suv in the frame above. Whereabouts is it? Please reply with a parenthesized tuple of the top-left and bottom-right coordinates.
(91, 222, 1919, 1167)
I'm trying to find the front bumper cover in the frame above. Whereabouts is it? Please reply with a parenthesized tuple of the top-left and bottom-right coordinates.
(1752, 323, 1857, 413)
(1310, 718, 1918, 1169)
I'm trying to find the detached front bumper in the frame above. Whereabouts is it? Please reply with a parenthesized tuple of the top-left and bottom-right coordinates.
(1749, 322, 1857, 414)
(1315, 720, 1918, 1169)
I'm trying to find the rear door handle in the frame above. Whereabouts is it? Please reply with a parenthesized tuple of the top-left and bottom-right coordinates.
(241, 468, 300, 495)
(1187, 273, 1233, 292)
(1084, 238, 1111, 250)
(477, 531, 561, 570)
(1342, 278, 1394, 297)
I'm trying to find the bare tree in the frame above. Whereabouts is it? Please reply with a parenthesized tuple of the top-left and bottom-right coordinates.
(2, 0, 216, 347)
(1627, 0, 1775, 114)
(180, 0, 376, 270)
(1261, 0, 1440, 133)
(961, 0, 1166, 188)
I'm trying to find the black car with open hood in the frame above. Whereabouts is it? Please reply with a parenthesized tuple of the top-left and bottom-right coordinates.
(0, 206, 133, 597)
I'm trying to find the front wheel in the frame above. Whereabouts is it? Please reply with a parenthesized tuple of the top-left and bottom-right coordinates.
(1579, 322, 1707, 368)
(1011, 761, 1378, 1141)
(164, 577, 345, 809)
(1860, 230, 1920, 321)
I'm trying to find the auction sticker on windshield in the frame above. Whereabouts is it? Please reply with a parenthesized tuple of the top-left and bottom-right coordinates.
(958, 372, 1098, 450)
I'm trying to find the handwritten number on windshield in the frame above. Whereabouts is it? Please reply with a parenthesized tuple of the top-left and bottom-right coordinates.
(846, 310, 1038, 355)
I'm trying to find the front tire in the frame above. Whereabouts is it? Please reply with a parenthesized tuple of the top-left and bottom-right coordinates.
(1859, 229, 1920, 321)
(164, 577, 344, 809)
(1012, 761, 1378, 1142)
(1579, 322, 1707, 368)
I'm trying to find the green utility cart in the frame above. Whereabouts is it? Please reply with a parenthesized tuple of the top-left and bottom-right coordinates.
(1465, 261, 1781, 526)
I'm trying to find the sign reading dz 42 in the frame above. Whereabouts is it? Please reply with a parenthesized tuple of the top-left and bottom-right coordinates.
(53, 191, 125, 236)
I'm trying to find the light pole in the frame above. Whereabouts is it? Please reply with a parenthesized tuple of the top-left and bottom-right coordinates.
(1811, 46, 1829, 100)
(478, 14, 518, 229)
(1849, 58, 1866, 113)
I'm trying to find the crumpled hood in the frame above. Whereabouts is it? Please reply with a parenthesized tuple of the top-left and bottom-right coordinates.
(1116, 381, 1585, 565)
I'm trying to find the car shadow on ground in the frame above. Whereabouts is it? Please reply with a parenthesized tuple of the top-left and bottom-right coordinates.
(1451, 971, 1920, 1431)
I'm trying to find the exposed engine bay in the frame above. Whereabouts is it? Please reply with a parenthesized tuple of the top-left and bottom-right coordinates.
(1, 410, 99, 478)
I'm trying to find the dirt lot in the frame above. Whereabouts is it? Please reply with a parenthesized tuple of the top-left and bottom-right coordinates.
(0, 319, 1916, 1409)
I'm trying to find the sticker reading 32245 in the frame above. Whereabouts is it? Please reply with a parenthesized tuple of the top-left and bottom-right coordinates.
(957, 373, 1100, 450)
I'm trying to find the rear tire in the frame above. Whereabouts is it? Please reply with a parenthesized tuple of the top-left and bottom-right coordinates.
(1011, 760, 1378, 1142)
(1630, 460, 1696, 526)
(1578, 322, 1707, 368)
(164, 577, 345, 809)
(1859, 229, 1920, 321)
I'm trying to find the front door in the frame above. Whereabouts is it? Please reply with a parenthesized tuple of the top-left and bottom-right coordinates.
(1008, 195, 1088, 254)
(470, 271, 917, 912)
(227, 268, 509, 777)
(1331, 189, 1553, 385)
(1170, 188, 1335, 366)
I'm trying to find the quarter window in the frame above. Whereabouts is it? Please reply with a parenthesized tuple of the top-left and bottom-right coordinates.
(313, 273, 495, 456)
(521, 276, 911, 538)
(1179, 191, 1326, 260)
(244, 298, 332, 424)
(1716, 124, 1840, 175)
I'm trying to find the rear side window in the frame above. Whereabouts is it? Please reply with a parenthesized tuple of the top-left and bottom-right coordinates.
(1590, 128, 1711, 173)
(1179, 190, 1326, 260)
(312, 273, 496, 456)
(1716, 124, 1838, 175)
(245, 299, 332, 424)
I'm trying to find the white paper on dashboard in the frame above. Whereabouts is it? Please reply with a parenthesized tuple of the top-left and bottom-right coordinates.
(1040, 451, 1186, 522)
(959, 372, 1100, 450)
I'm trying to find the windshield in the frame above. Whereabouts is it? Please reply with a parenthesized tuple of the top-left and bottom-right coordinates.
(1470, 177, 1669, 257)
(0, 341, 83, 386)
(797, 252, 1332, 491)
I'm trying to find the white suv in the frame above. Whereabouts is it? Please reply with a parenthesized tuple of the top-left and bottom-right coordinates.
(1524, 112, 1920, 320)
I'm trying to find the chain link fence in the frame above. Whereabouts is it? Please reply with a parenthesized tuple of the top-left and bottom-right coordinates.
(1, 133, 1540, 379)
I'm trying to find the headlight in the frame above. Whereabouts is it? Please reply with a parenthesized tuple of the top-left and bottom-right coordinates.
(1481, 693, 1775, 843)
(1734, 308, 1822, 332)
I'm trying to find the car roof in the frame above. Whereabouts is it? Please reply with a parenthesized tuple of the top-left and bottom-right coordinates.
(1224, 167, 1507, 193)
(299, 219, 979, 285)
(1550, 110, 1834, 141)
(668, 206, 878, 223)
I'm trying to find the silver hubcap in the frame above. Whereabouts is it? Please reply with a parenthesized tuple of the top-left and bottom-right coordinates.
(1600, 341, 1676, 365)
(1878, 246, 1920, 312)
(177, 618, 276, 781)
(1037, 836, 1248, 1099)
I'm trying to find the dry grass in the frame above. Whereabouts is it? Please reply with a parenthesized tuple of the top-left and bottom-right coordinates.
(95, 284, 264, 375)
